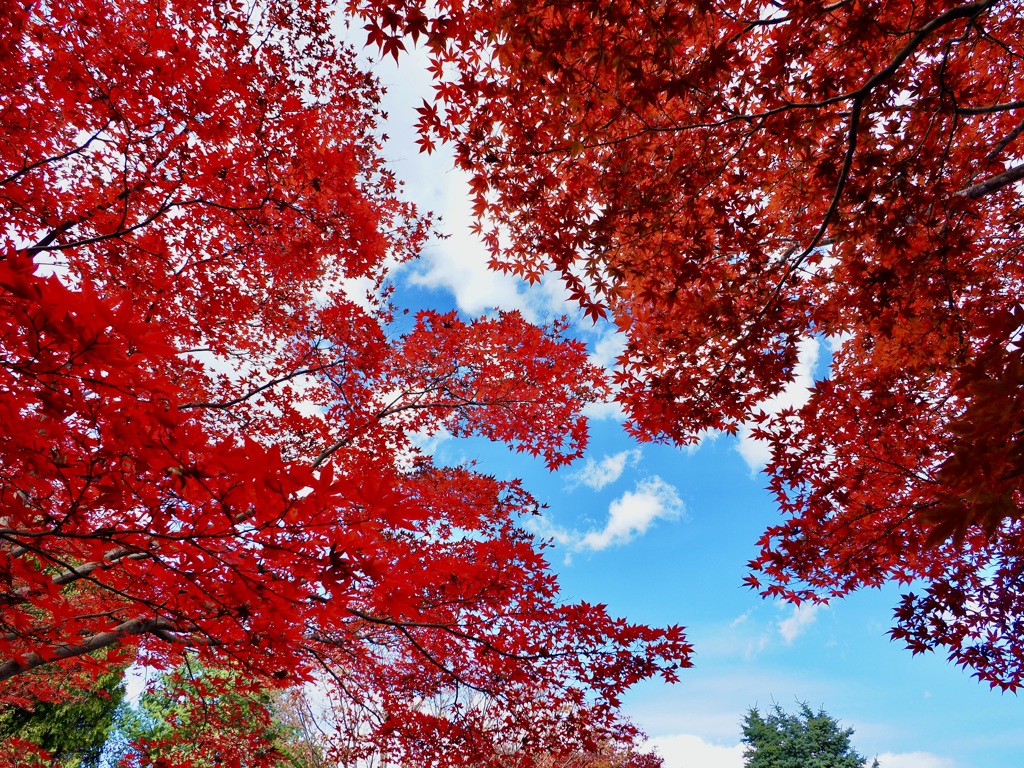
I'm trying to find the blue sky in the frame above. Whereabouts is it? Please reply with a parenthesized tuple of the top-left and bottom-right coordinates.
(358, 43, 1024, 768)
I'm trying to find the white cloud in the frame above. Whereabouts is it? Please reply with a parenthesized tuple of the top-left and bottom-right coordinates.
(579, 476, 684, 551)
(735, 337, 820, 471)
(777, 603, 820, 645)
(578, 327, 630, 421)
(646, 734, 744, 768)
(745, 633, 772, 659)
(363, 46, 569, 323)
(398, 153, 519, 315)
(589, 325, 626, 369)
(568, 450, 641, 490)
(827, 330, 853, 355)
(582, 398, 628, 422)
(410, 230, 537, 318)
(729, 611, 750, 628)
(876, 752, 955, 768)
(407, 426, 453, 457)
(525, 476, 684, 556)
(525, 522, 578, 566)
(335, 274, 384, 313)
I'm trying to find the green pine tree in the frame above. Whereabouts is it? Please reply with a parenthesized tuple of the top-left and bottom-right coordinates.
(741, 703, 878, 768)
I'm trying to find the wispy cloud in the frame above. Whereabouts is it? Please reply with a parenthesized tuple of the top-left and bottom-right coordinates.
(729, 611, 751, 628)
(778, 603, 820, 645)
(568, 450, 641, 491)
(407, 426, 453, 457)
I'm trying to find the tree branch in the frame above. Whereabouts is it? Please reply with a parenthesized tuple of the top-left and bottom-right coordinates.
(985, 118, 1024, 162)
(0, 123, 113, 187)
(955, 161, 1024, 199)
(179, 360, 336, 410)
(957, 99, 1024, 115)
(0, 544, 152, 606)
(0, 616, 172, 681)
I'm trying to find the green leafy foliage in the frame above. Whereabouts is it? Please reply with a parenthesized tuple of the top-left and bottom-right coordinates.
(113, 661, 308, 768)
(0, 667, 126, 767)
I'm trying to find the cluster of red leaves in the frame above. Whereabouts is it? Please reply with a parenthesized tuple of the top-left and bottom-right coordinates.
(0, 0, 691, 761)
(348, 0, 1024, 687)
(298, 675, 670, 768)
(0, 735, 53, 767)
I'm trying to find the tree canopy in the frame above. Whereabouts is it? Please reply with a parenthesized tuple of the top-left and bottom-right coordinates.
(349, 0, 1024, 688)
(0, 0, 688, 764)
(4, 0, 1024, 764)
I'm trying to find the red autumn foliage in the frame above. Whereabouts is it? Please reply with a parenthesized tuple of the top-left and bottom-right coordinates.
(271, 682, 666, 768)
(0, 0, 691, 762)
(349, 0, 1024, 687)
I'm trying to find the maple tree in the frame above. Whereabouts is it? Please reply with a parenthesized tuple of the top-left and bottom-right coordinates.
(347, 0, 1024, 686)
(0, 0, 691, 763)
